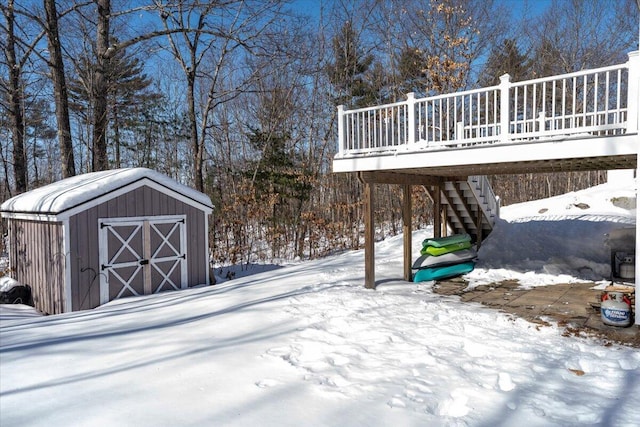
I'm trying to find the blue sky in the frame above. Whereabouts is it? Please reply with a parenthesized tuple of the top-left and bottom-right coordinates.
(290, 0, 554, 19)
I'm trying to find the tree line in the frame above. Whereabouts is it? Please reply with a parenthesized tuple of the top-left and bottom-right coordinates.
(1, 0, 638, 266)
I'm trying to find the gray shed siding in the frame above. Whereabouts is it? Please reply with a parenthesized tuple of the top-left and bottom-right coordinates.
(8, 219, 65, 314)
(68, 185, 208, 311)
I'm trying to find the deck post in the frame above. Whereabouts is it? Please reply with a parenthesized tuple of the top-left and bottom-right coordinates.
(476, 203, 483, 248)
(337, 105, 345, 156)
(433, 183, 442, 238)
(499, 74, 511, 144)
(407, 92, 416, 146)
(403, 185, 412, 281)
(363, 179, 375, 289)
(441, 204, 448, 237)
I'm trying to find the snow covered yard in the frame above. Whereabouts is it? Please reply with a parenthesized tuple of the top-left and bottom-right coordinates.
(1, 179, 639, 426)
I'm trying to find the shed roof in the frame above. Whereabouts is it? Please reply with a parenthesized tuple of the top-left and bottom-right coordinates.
(1, 168, 213, 219)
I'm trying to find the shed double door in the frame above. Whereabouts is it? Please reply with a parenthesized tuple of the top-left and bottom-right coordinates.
(99, 216, 187, 304)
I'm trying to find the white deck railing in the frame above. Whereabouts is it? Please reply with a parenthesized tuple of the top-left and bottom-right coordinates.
(337, 51, 639, 157)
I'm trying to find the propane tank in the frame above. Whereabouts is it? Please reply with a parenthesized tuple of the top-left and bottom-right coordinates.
(601, 292, 632, 327)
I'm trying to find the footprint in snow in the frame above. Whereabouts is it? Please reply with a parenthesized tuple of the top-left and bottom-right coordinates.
(387, 397, 406, 408)
(255, 379, 279, 388)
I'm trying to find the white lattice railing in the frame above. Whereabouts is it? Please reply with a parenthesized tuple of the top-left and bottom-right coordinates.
(337, 51, 639, 157)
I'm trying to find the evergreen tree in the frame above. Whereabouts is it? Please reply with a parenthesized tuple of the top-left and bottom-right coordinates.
(68, 44, 155, 168)
(479, 38, 530, 86)
(108, 47, 155, 167)
(24, 98, 57, 185)
(326, 20, 376, 108)
(246, 126, 313, 257)
(396, 46, 428, 95)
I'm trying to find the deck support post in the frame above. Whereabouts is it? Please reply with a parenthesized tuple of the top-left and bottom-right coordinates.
(403, 185, 412, 281)
(363, 178, 375, 289)
(441, 206, 448, 237)
(476, 204, 483, 249)
(433, 183, 442, 239)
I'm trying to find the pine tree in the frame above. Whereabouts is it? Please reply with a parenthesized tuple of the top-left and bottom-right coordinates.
(326, 21, 376, 108)
(68, 45, 155, 168)
(396, 46, 428, 95)
(479, 39, 530, 86)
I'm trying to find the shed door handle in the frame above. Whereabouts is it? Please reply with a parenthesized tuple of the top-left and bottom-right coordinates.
(139, 259, 149, 265)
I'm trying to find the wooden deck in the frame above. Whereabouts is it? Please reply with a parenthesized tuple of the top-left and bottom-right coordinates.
(333, 133, 637, 178)
(332, 52, 639, 325)
(334, 51, 639, 178)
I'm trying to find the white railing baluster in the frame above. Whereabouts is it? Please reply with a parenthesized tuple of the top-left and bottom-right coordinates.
(582, 75, 587, 128)
(571, 77, 578, 128)
(561, 79, 566, 130)
(448, 98, 457, 142)
(551, 81, 556, 130)
(438, 98, 443, 142)
(545, 81, 549, 129)
(616, 68, 622, 125)
(591, 74, 600, 126)
(605, 72, 610, 127)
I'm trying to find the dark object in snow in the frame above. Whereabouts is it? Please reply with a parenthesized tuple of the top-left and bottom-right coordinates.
(0, 284, 34, 306)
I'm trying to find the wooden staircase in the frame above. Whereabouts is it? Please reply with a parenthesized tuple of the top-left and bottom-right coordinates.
(429, 176, 499, 243)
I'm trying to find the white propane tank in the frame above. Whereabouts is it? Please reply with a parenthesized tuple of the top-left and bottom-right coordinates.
(601, 292, 632, 327)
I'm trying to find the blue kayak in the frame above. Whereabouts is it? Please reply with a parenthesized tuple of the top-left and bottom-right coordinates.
(413, 261, 475, 282)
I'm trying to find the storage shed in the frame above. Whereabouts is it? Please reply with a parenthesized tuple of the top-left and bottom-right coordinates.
(0, 168, 213, 314)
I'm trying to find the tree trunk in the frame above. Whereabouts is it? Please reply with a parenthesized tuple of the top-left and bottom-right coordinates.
(113, 106, 121, 168)
(92, 0, 111, 171)
(5, 0, 27, 193)
(186, 73, 203, 191)
(44, 0, 76, 178)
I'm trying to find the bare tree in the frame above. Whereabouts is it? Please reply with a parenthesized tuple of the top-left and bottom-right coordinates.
(387, 0, 506, 95)
(526, 0, 638, 75)
(44, 0, 75, 177)
(1, 0, 28, 193)
(158, 0, 289, 191)
(91, 0, 111, 171)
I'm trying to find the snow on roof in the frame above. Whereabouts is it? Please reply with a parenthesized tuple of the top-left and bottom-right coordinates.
(0, 168, 213, 216)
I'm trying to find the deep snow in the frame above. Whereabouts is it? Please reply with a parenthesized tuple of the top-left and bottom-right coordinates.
(0, 178, 638, 427)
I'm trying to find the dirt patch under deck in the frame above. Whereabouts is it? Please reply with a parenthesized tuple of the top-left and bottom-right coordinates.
(433, 278, 640, 348)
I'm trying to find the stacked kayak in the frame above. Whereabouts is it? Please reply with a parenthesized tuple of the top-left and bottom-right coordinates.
(413, 233, 477, 282)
